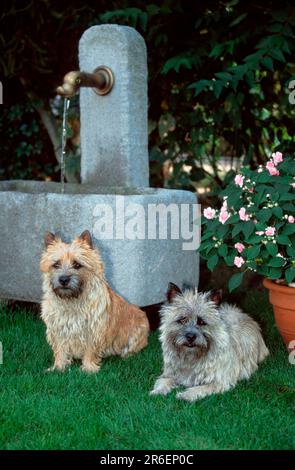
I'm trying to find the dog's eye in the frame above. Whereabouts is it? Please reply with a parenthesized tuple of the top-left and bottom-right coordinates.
(197, 317, 207, 327)
(52, 261, 61, 269)
(177, 317, 187, 325)
(73, 261, 82, 270)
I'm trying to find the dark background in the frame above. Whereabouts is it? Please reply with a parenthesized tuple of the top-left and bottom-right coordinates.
(1, 0, 295, 194)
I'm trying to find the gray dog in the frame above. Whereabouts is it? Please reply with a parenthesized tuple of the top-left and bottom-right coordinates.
(151, 283, 269, 401)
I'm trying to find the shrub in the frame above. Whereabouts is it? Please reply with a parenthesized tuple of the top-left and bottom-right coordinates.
(200, 151, 295, 291)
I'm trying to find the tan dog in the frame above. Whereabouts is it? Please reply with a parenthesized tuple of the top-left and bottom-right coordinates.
(40, 230, 149, 373)
(151, 283, 269, 401)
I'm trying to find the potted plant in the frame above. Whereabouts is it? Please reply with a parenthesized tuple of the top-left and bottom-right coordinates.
(200, 151, 295, 347)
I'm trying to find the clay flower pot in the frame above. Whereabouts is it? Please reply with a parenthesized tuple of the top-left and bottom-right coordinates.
(263, 278, 295, 348)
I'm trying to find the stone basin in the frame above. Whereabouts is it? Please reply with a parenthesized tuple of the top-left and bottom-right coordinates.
(0, 180, 199, 306)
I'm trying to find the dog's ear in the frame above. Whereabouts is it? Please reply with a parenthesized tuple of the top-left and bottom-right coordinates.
(209, 288, 223, 306)
(79, 230, 93, 248)
(167, 282, 182, 303)
(44, 231, 56, 248)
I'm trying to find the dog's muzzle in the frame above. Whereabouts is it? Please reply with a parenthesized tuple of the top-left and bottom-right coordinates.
(51, 274, 83, 298)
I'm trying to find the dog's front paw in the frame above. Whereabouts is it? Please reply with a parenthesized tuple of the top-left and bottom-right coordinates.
(176, 389, 197, 402)
(150, 386, 171, 396)
(81, 362, 101, 373)
(45, 363, 68, 373)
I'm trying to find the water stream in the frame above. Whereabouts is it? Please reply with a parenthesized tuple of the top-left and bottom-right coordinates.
(60, 97, 70, 193)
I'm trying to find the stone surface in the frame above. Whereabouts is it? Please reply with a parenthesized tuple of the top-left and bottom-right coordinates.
(0, 181, 199, 306)
(79, 25, 149, 187)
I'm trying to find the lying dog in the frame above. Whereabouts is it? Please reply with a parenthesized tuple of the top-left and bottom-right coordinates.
(151, 283, 269, 401)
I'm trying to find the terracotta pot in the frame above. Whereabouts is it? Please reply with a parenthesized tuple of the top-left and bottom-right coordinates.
(263, 278, 295, 348)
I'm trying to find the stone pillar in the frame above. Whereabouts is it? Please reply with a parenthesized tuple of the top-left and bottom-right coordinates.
(79, 25, 149, 187)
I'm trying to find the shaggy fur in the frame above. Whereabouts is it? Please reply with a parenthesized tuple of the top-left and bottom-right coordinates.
(40, 230, 149, 373)
(151, 283, 269, 401)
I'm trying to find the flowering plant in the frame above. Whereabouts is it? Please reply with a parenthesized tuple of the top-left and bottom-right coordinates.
(200, 152, 295, 291)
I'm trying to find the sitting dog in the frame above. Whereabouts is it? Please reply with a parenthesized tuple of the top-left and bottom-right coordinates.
(151, 283, 269, 401)
(40, 230, 149, 372)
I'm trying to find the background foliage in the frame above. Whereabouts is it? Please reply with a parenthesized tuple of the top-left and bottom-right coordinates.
(1, 0, 295, 189)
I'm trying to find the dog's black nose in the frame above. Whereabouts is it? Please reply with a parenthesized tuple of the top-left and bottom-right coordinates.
(59, 275, 70, 286)
(185, 332, 197, 342)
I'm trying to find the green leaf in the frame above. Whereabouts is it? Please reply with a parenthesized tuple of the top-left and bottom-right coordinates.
(209, 43, 224, 58)
(229, 272, 244, 292)
(257, 173, 272, 183)
(279, 193, 295, 201)
(213, 80, 223, 99)
(246, 245, 260, 259)
(244, 52, 262, 64)
(229, 12, 248, 27)
(258, 208, 272, 222)
(287, 246, 295, 257)
(282, 224, 295, 236)
(268, 257, 285, 267)
(162, 55, 194, 74)
(268, 267, 283, 280)
(216, 224, 229, 238)
(277, 235, 291, 245)
(188, 79, 210, 97)
(215, 72, 232, 81)
(201, 231, 214, 242)
(227, 191, 242, 207)
(272, 207, 283, 219)
(262, 56, 274, 71)
(207, 254, 219, 272)
(266, 243, 278, 256)
(269, 48, 285, 62)
(285, 267, 295, 284)
(247, 234, 262, 244)
(242, 221, 255, 238)
(218, 244, 228, 258)
(232, 222, 244, 237)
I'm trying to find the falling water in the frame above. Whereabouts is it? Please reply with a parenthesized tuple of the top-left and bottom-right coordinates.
(60, 97, 70, 193)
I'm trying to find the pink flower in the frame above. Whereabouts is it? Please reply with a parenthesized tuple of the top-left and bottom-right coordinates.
(234, 256, 245, 268)
(266, 161, 275, 170)
(221, 199, 228, 211)
(234, 243, 245, 254)
(234, 174, 245, 188)
(266, 161, 279, 176)
(203, 207, 216, 220)
(272, 152, 283, 165)
(269, 167, 280, 176)
(288, 215, 295, 223)
(255, 231, 264, 236)
(219, 210, 230, 225)
(239, 207, 250, 221)
(265, 226, 276, 236)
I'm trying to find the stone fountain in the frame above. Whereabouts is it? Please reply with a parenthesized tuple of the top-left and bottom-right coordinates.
(0, 25, 199, 306)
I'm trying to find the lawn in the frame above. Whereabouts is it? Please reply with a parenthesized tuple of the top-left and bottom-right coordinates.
(0, 292, 294, 450)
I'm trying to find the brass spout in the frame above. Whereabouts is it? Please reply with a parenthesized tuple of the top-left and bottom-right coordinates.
(56, 66, 114, 97)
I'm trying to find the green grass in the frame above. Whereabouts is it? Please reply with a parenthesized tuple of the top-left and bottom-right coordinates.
(0, 293, 294, 450)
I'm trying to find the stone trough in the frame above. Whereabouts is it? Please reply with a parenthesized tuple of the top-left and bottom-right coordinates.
(0, 25, 199, 306)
